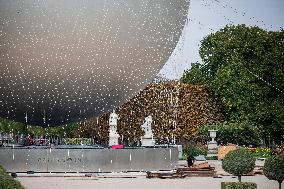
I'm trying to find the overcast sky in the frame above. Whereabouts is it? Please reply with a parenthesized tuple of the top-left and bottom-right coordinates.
(158, 0, 284, 80)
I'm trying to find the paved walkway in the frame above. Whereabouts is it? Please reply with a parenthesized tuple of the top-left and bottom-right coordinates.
(16, 160, 282, 189)
(17, 175, 282, 189)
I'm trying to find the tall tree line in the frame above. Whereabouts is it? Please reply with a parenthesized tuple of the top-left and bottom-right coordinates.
(181, 24, 284, 145)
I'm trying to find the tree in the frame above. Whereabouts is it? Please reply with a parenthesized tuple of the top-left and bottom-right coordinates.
(181, 25, 284, 144)
(197, 121, 262, 146)
(0, 118, 27, 135)
(222, 149, 255, 182)
(180, 62, 208, 85)
(218, 121, 261, 146)
(263, 155, 284, 189)
(27, 125, 45, 137)
(75, 81, 225, 144)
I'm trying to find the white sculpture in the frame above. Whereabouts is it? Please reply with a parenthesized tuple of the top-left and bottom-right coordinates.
(108, 110, 120, 146)
(141, 115, 155, 146)
(109, 110, 119, 126)
(141, 115, 153, 138)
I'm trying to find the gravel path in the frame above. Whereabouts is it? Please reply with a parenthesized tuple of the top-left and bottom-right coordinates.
(16, 160, 282, 189)
(17, 175, 282, 189)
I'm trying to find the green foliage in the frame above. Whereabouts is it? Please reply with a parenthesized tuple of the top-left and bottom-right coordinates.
(217, 121, 261, 146)
(221, 182, 257, 189)
(263, 155, 284, 185)
(195, 124, 211, 143)
(0, 118, 76, 138)
(183, 145, 207, 158)
(26, 125, 45, 136)
(222, 149, 255, 181)
(197, 121, 261, 146)
(180, 62, 208, 85)
(0, 165, 25, 189)
(0, 118, 27, 135)
(61, 138, 92, 145)
(182, 25, 284, 144)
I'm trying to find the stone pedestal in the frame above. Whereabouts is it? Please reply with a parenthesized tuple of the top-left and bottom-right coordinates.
(207, 141, 218, 157)
(109, 131, 119, 146)
(141, 137, 155, 147)
(109, 125, 120, 146)
(207, 130, 218, 158)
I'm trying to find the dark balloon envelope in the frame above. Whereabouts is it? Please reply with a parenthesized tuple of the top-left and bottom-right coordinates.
(0, 0, 189, 126)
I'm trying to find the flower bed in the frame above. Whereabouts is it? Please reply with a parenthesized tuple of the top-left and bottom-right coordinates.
(244, 147, 272, 158)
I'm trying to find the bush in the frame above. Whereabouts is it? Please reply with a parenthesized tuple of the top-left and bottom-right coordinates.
(221, 182, 257, 189)
(222, 149, 255, 182)
(0, 165, 25, 189)
(197, 122, 262, 146)
(183, 145, 207, 158)
(263, 155, 284, 189)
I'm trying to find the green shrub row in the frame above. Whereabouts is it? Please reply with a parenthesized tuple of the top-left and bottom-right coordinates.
(221, 182, 257, 189)
(0, 166, 25, 189)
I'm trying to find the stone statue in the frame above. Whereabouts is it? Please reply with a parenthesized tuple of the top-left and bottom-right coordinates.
(108, 110, 120, 146)
(109, 110, 119, 126)
(141, 115, 155, 146)
(142, 115, 153, 137)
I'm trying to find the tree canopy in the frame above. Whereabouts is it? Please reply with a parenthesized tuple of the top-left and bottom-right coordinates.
(264, 155, 284, 189)
(75, 81, 224, 144)
(181, 24, 284, 144)
(222, 149, 255, 182)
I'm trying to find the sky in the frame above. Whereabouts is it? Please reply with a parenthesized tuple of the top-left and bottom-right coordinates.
(158, 0, 284, 80)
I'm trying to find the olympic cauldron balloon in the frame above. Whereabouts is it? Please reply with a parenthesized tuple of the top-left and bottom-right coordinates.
(0, 0, 189, 126)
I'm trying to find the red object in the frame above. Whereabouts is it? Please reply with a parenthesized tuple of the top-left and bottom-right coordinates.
(112, 145, 124, 149)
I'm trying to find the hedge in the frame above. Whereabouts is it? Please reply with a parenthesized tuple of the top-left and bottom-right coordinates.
(0, 165, 25, 189)
(221, 182, 257, 189)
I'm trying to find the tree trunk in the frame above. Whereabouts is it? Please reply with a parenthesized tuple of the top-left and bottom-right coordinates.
(278, 181, 282, 189)
(238, 175, 241, 182)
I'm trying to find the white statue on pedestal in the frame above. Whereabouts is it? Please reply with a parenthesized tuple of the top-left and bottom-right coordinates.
(141, 115, 155, 146)
(109, 110, 120, 146)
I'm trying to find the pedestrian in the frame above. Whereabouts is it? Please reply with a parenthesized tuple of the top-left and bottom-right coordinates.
(187, 155, 195, 167)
